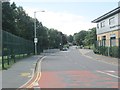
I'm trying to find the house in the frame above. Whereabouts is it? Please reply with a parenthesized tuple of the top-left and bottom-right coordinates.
(92, 6, 120, 47)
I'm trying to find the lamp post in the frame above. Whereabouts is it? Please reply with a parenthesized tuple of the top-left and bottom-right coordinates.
(34, 10, 45, 55)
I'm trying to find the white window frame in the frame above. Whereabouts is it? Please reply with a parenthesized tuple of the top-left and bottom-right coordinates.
(97, 23, 99, 29)
(102, 36, 106, 46)
(100, 21, 105, 28)
(110, 34, 116, 46)
(109, 17, 115, 25)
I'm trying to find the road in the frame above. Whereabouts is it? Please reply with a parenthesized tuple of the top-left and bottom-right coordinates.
(36, 46, 119, 88)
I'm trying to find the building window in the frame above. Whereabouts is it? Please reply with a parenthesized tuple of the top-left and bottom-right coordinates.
(97, 40, 101, 46)
(109, 17, 115, 25)
(97, 37, 100, 46)
(102, 36, 106, 46)
(97, 23, 99, 29)
(100, 21, 105, 28)
(110, 34, 116, 46)
(97, 37, 100, 40)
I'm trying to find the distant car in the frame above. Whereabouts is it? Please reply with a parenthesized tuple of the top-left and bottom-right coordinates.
(62, 48, 67, 51)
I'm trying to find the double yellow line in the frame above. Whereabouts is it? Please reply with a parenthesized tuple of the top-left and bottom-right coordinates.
(17, 56, 46, 89)
(25, 72, 41, 88)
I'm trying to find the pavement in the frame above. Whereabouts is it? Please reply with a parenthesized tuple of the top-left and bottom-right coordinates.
(2, 55, 43, 88)
(79, 49, 119, 66)
(0, 71, 2, 90)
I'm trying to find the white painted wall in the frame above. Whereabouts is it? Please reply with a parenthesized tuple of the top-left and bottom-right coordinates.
(97, 12, 120, 34)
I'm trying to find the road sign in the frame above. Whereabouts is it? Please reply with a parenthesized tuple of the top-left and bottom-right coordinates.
(34, 38, 38, 43)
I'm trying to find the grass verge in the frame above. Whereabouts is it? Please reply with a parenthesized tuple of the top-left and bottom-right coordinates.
(2, 54, 33, 70)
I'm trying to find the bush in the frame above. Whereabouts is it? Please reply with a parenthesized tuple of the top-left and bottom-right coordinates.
(109, 46, 119, 58)
(93, 46, 119, 58)
(64, 44, 69, 49)
(93, 46, 99, 54)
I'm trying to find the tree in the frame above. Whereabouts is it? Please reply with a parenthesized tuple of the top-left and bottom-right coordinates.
(15, 6, 34, 40)
(67, 35, 73, 43)
(74, 30, 87, 46)
(47, 29, 61, 49)
(37, 23, 48, 52)
(61, 34, 67, 45)
(2, 2, 17, 34)
(84, 28, 97, 47)
(73, 28, 97, 47)
(2, 1, 69, 53)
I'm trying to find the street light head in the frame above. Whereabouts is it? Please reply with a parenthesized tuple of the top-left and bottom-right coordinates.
(34, 10, 45, 13)
(41, 10, 45, 12)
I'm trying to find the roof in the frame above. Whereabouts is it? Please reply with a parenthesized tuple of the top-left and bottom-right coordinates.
(92, 6, 120, 23)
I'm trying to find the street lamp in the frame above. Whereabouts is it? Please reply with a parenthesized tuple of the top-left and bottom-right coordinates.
(34, 10, 45, 55)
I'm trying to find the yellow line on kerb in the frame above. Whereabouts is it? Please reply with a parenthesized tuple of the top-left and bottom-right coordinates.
(26, 72, 41, 88)
(17, 56, 46, 89)
(25, 56, 46, 88)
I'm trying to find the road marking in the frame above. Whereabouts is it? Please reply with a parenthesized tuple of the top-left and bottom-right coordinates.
(97, 70, 120, 79)
(18, 56, 46, 89)
(26, 56, 46, 88)
(33, 82, 40, 89)
(107, 71, 116, 73)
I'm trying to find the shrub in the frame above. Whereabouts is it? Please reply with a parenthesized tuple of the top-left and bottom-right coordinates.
(93, 46, 119, 58)
(109, 46, 119, 58)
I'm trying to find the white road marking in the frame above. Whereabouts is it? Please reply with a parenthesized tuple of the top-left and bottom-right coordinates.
(107, 71, 116, 73)
(33, 81, 40, 89)
(97, 70, 120, 79)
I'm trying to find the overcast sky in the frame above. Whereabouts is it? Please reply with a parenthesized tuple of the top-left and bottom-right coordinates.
(10, 0, 119, 35)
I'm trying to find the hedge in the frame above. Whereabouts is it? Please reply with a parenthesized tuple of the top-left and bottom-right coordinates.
(93, 46, 120, 58)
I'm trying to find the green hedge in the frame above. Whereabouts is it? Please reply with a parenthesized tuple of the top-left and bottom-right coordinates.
(109, 46, 119, 58)
(93, 46, 120, 58)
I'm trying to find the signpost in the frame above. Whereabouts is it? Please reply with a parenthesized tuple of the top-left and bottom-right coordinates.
(34, 38, 38, 43)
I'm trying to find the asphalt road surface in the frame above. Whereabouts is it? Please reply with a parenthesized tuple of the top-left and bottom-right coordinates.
(38, 46, 119, 88)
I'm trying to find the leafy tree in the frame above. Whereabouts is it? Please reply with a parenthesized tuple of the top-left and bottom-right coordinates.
(2, 2, 17, 34)
(84, 28, 97, 47)
(2, 1, 69, 53)
(62, 34, 67, 45)
(73, 28, 97, 48)
(15, 6, 34, 40)
(37, 23, 48, 52)
(47, 29, 61, 49)
(67, 35, 73, 43)
(74, 30, 87, 46)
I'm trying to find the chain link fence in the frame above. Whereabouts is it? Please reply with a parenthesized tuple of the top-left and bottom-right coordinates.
(94, 38, 120, 58)
(2, 30, 34, 69)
